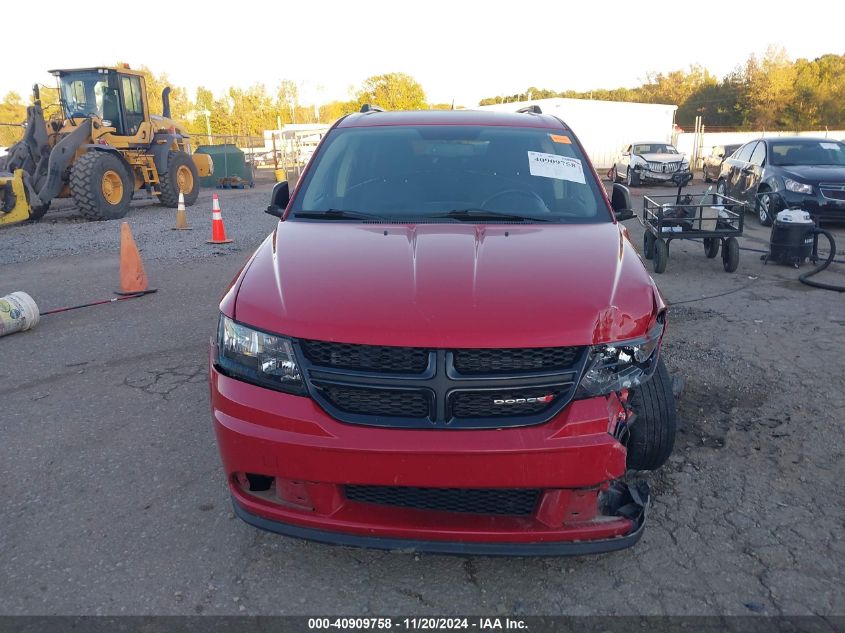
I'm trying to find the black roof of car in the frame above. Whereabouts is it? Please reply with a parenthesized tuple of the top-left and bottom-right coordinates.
(338, 109, 570, 131)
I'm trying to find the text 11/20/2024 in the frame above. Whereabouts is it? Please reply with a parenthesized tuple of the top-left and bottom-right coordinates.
(307, 617, 528, 630)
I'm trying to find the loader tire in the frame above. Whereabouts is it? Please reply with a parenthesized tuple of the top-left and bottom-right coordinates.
(70, 152, 133, 221)
(159, 151, 199, 208)
(626, 358, 677, 471)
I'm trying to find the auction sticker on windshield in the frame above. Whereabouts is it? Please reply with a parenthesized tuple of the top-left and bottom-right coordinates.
(527, 151, 586, 184)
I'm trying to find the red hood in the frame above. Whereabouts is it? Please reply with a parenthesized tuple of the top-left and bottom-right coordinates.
(230, 222, 663, 348)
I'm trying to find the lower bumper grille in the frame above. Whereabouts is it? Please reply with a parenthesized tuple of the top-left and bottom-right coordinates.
(820, 184, 845, 201)
(344, 485, 541, 516)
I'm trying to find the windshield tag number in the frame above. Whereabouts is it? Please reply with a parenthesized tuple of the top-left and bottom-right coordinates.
(527, 151, 586, 184)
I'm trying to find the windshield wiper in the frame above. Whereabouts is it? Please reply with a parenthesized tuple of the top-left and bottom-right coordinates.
(293, 209, 391, 221)
(432, 209, 554, 222)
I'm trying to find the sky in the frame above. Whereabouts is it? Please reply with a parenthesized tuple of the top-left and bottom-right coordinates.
(3, 0, 844, 108)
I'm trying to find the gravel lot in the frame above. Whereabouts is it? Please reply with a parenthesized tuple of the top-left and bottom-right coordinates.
(1, 177, 844, 617)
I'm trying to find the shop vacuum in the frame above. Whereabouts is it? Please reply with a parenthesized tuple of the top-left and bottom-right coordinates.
(763, 202, 844, 292)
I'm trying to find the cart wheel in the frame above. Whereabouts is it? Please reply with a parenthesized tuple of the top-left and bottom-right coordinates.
(703, 237, 720, 259)
(643, 231, 655, 259)
(722, 237, 739, 272)
(653, 238, 668, 274)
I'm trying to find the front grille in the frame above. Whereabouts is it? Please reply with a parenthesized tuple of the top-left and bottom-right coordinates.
(316, 384, 430, 418)
(300, 339, 586, 429)
(450, 387, 564, 418)
(344, 485, 540, 516)
(647, 161, 681, 173)
(300, 339, 429, 373)
(453, 347, 580, 375)
(820, 183, 845, 201)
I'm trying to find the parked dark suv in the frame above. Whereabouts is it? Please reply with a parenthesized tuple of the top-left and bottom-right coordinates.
(210, 107, 677, 555)
(716, 137, 845, 225)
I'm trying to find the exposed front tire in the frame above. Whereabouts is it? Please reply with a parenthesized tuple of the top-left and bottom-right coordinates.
(626, 167, 640, 187)
(70, 151, 133, 221)
(756, 190, 775, 227)
(626, 358, 677, 471)
(159, 150, 200, 208)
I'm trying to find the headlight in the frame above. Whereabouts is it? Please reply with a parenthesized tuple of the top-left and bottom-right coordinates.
(576, 317, 665, 398)
(216, 315, 305, 394)
(784, 179, 813, 195)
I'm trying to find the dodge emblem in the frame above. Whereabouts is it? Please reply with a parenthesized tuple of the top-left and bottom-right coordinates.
(493, 395, 555, 405)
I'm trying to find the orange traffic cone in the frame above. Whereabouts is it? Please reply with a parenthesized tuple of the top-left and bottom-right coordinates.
(172, 191, 192, 230)
(207, 193, 232, 244)
(116, 222, 156, 296)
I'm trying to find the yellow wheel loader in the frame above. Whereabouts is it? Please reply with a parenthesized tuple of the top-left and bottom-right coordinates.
(0, 65, 213, 225)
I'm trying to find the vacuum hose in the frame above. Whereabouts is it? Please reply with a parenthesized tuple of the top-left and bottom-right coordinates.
(799, 229, 845, 292)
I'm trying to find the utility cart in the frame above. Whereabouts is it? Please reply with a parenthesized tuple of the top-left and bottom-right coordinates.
(640, 172, 747, 274)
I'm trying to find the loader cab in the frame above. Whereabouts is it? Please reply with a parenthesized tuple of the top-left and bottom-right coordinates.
(52, 67, 150, 140)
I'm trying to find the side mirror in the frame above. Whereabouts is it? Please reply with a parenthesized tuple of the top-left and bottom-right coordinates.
(266, 181, 290, 218)
(611, 183, 635, 221)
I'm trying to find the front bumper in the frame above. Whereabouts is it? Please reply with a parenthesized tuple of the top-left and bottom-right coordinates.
(777, 190, 845, 220)
(211, 363, 647, 555)
(638, 167, 692, 184)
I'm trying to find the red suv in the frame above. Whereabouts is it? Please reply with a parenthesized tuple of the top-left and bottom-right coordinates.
(210, 107, 676, 555)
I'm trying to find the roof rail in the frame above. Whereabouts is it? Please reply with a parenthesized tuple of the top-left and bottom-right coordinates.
(516, 105, 542, 114)
(360, 103, 385, 113)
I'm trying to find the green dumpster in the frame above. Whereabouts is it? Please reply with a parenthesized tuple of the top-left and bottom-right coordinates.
(195, 144, 255, 188)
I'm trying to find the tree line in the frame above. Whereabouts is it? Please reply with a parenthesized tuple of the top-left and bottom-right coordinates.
(1, 48, 843, 147)
(479, 47, 845, 131)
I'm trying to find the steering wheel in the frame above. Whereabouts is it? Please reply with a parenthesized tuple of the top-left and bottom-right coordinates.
(481, 189, 549, 213)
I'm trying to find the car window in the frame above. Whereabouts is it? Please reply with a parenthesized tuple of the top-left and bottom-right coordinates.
(733, 142, 756, 163)
(633, 143, 677, 155)
(769, 140, 845, 166)
(749, 142, 766, 166)
(292, 125, 608, 223)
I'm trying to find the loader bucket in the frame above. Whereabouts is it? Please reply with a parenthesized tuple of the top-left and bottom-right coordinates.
(0, 170, 31, 226)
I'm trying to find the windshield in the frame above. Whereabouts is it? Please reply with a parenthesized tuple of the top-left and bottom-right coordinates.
(769, 140, 845, 166)
(290, 125, 608, 223)
(633, 143, 678, 155)
(59, 71, 108, 118)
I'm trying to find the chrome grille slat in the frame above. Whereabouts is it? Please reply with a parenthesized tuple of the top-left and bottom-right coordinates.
(647, 161, 681, 173)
